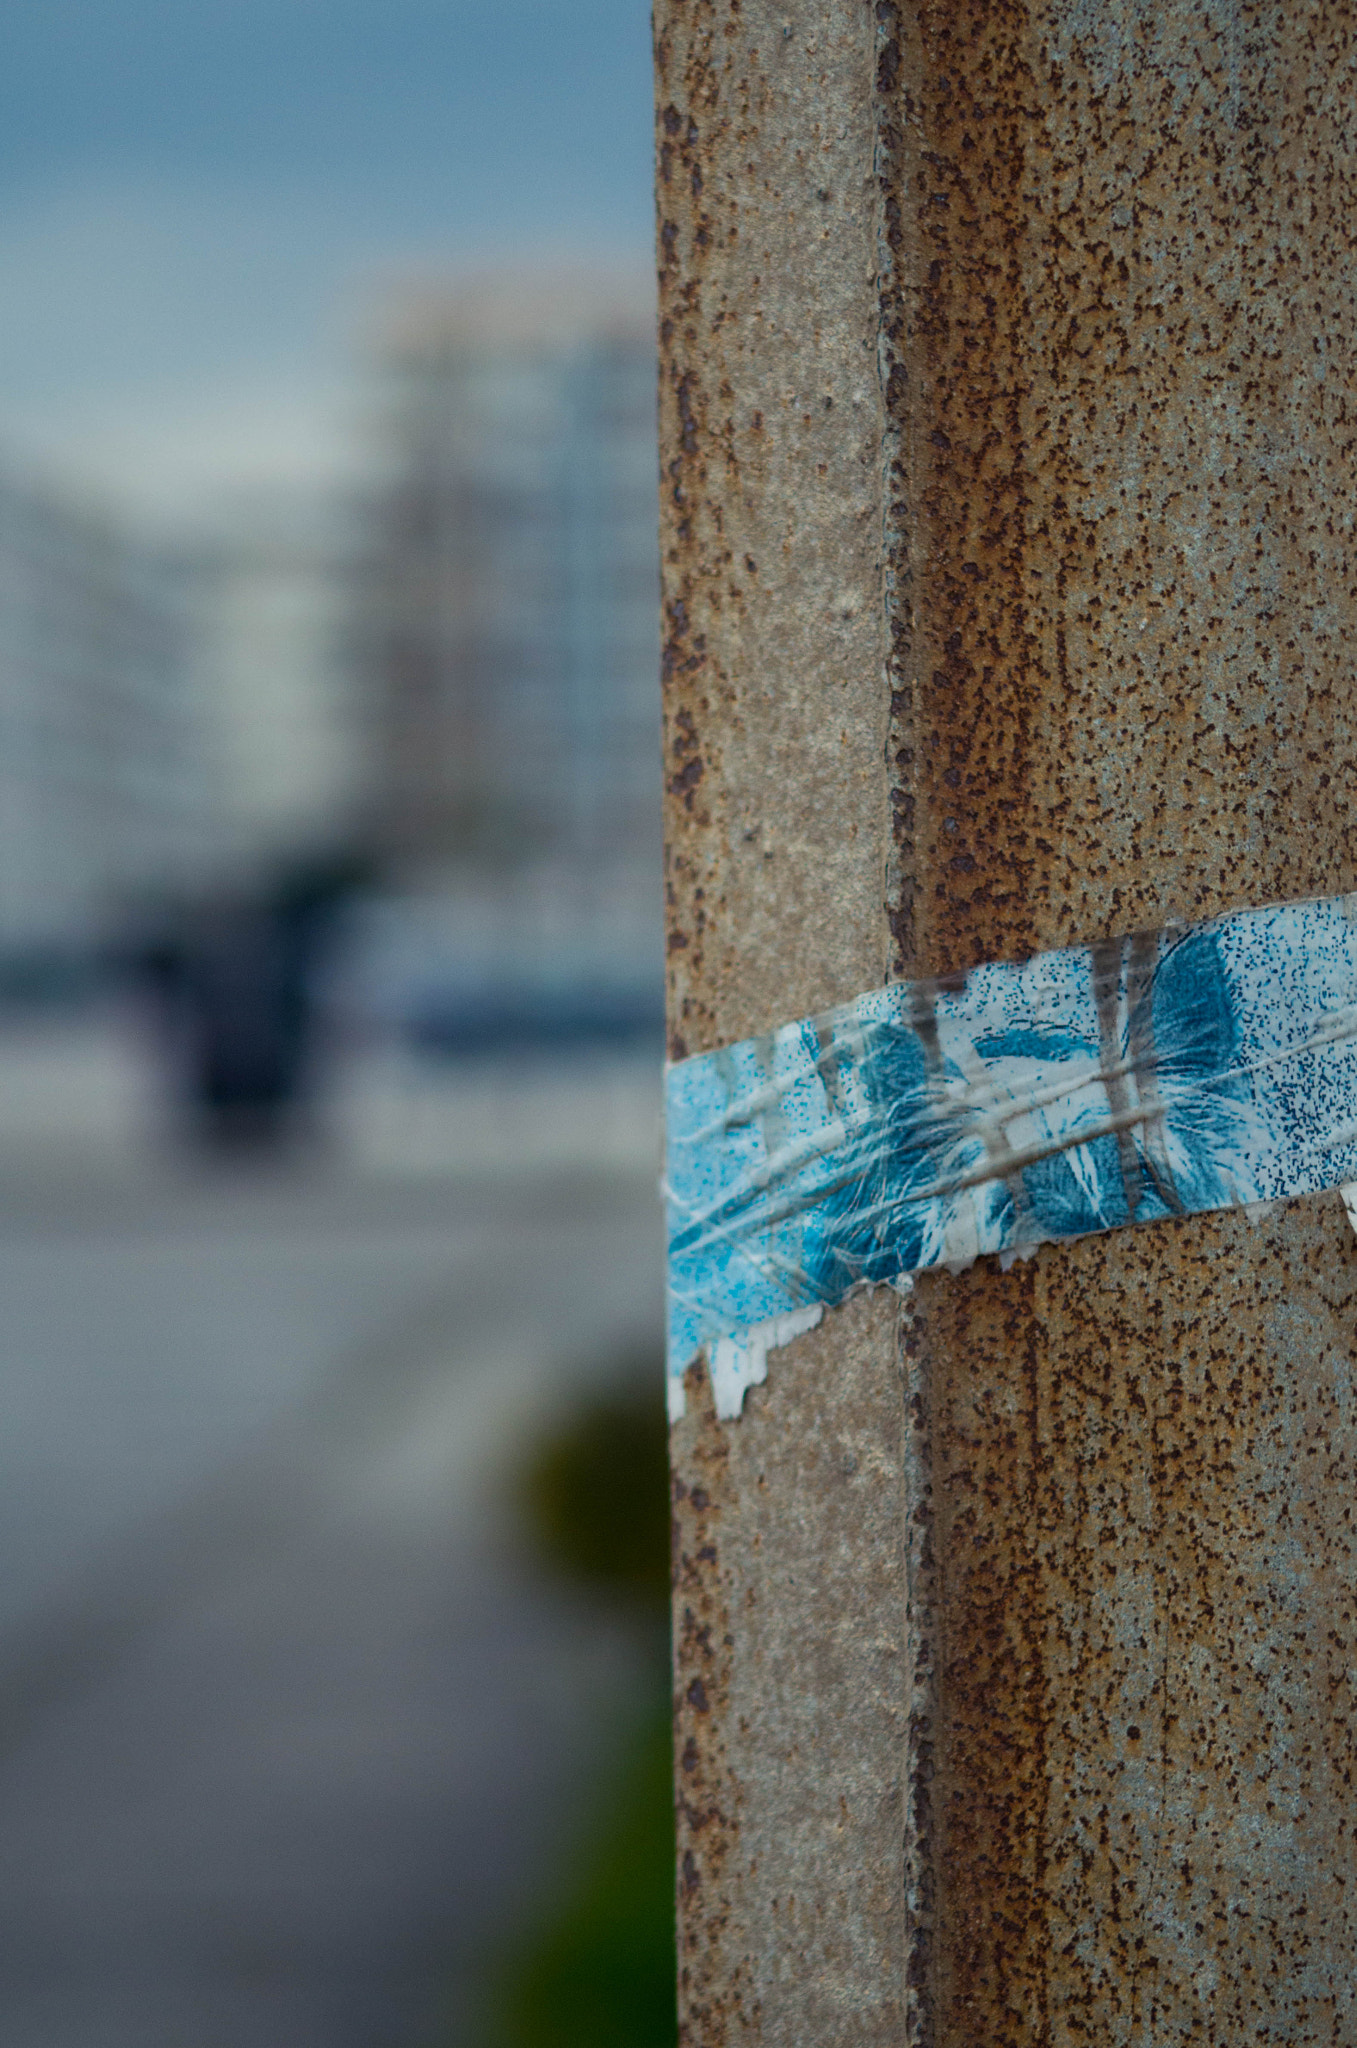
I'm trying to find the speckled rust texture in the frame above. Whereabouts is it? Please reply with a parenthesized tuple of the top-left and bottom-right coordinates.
(886, 1, 1357, 977)
(671, 1293, 906, 2044)
(657, 0, 891, 1061)
(891, 6, 1357, 2043)
(912, 1198, 1357, 2043)
(660, 0, 1357, 2042)
(657, 0, 902, 2038)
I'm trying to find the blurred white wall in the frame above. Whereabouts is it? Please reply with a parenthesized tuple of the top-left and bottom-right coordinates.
(176, 493, 361, 880)
(0, 464, 206, 964)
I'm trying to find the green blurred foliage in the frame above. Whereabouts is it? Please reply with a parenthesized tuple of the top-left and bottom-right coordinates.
(489, 1705, 677, 2048)
(517, 1364, 671, 1609)
(479, 1362, 676, 2048)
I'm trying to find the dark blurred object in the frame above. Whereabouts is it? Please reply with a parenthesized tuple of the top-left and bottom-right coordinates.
(177, 895, 317, 1145)
(133, 851, 371, 1147)
(470, 1362, 675, 2048)
(518, 1364, 671, 1607)
(406, 982, 664, 1059)
(488, 1707, 677, 2048)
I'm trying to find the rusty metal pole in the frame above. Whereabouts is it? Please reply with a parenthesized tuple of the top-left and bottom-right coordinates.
(660, 4, 1357, 2042)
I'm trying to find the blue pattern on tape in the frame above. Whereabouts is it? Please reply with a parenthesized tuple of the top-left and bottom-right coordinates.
(665, 894, 1357, 1416)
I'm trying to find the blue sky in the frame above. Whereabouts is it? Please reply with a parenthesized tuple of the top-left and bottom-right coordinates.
(0, 0, 655, 515)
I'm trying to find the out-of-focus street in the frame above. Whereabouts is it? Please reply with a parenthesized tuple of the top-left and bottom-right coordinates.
(0, 9, 670, 2037)
(0, 1013, 664, 2047)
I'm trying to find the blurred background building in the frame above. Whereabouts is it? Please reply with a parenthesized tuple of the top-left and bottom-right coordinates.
(0, 3, 669, 2041)
(350, 272, 662, 1054)
(173, 488, 361, 888)
(0, 462, 205, 993)
(361, 275, 659, 878)
(0, 261, 669, 2048)
(0, 270, 663, 1071)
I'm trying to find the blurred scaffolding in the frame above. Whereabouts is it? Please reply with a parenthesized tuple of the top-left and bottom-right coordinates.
(0, 267, 663, 1138)
(0, 460, 208, 997)
(352, 271, 663, 1055)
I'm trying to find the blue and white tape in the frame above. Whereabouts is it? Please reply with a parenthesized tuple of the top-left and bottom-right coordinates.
(665, 892, 1357, 1419)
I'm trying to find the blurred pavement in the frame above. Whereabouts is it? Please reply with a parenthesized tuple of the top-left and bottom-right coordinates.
(0, 1010, 666, 2046)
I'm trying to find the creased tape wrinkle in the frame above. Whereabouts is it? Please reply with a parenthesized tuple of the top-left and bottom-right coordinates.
(665, 893, 1357, 1418)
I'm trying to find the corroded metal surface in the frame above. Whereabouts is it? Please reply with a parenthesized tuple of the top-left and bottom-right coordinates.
(885, 0, 1357, 975)
(657, 0, 901, 2038)
(912, 1200, 1357, 2042)
(660, 0, 1357, 2041)
(891, 5, 1357, 2042)
(657, 0, 891, 1059)
(671, 1294, 905, 2043)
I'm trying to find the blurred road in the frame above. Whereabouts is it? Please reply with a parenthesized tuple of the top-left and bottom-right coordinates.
(0, 1016, 666, 2047)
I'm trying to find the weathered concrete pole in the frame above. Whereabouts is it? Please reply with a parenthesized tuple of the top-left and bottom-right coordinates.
(660, 2, 1357, 2041)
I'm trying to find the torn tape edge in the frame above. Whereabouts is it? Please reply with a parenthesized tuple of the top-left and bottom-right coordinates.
(668, 1277, 914, 1424)
(669, 1187, 1355, 1425)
